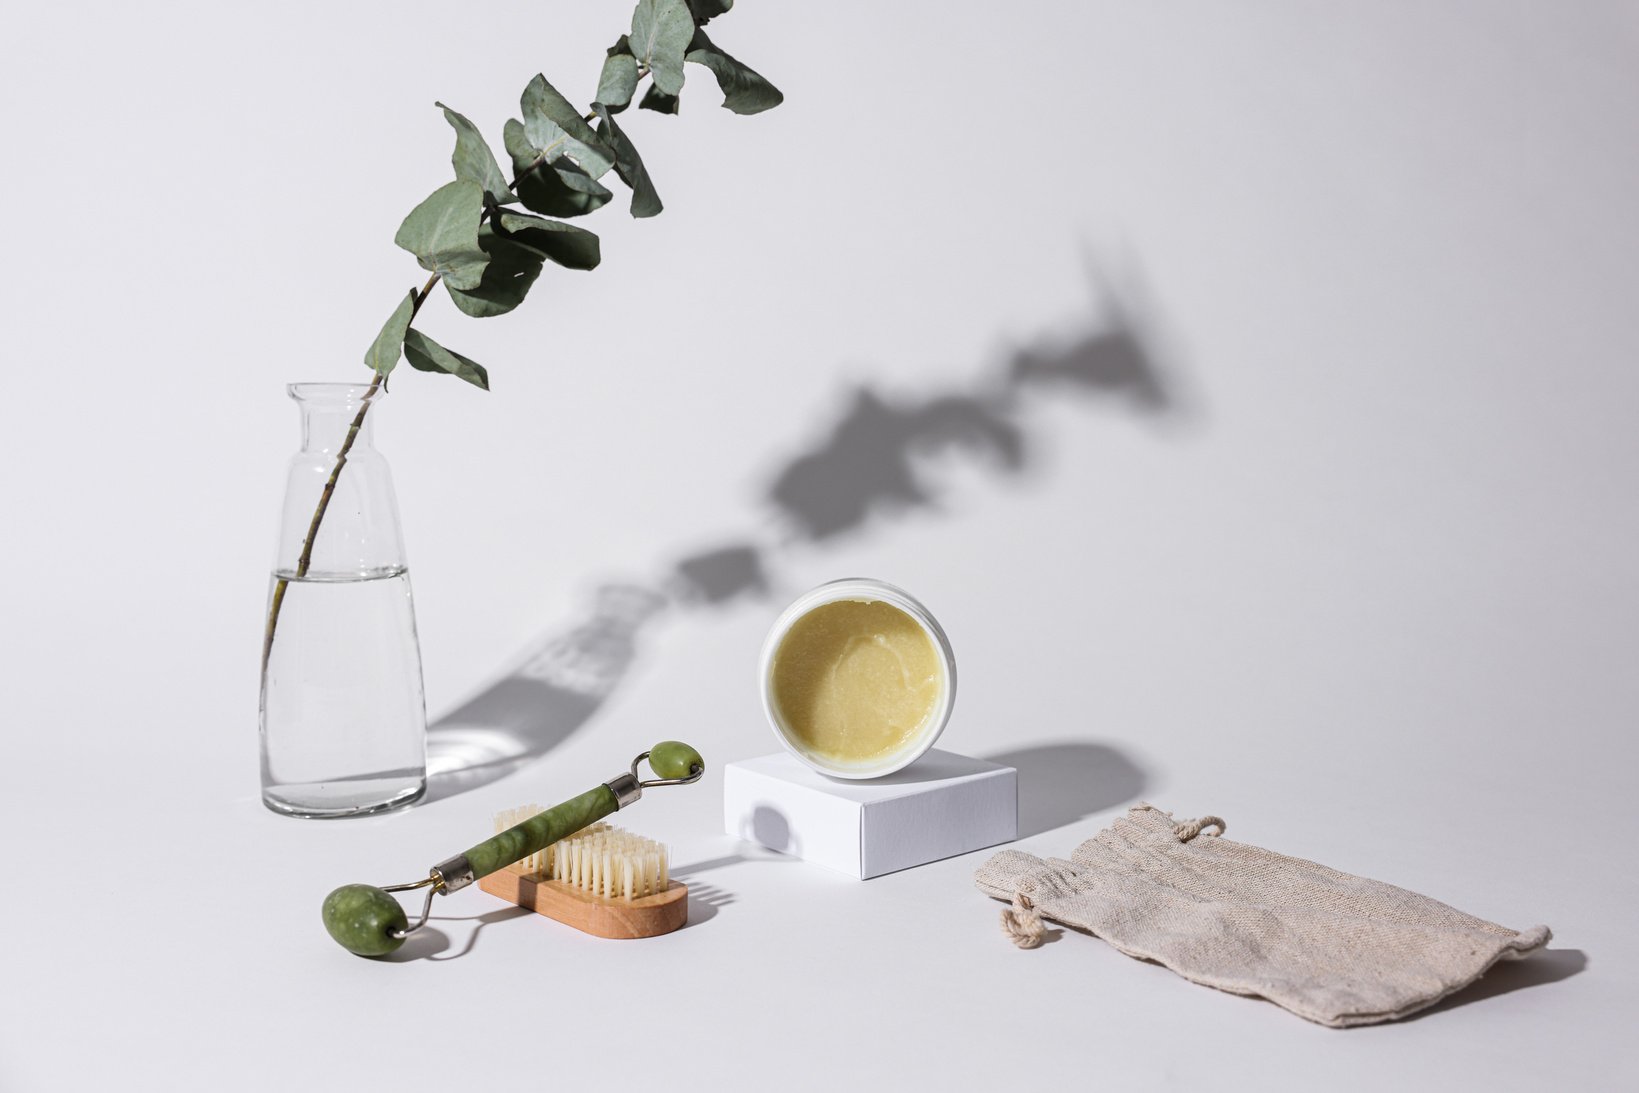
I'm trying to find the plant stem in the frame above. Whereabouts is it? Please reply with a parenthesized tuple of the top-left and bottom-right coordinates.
(261, 271, 442, 672)
(262, 69, 653, 673)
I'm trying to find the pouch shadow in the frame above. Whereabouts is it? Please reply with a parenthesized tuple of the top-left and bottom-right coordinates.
(1403, 947, 1588, 1021)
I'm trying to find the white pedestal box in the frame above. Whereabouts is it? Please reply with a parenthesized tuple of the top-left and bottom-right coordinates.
(722, 750, 1018, 879)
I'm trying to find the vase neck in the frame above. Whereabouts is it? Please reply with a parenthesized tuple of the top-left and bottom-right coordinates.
(289, 382, 383, 453)
(273, 381, 405, 578)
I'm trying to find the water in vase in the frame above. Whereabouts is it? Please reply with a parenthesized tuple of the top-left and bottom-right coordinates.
(260, 567, 427, 816)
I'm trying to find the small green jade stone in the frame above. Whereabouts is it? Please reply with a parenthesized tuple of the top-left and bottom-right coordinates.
(322, 884, 408, 957)
(649, 740, 703, 780)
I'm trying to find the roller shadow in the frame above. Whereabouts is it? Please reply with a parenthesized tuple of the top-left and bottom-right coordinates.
(671, 849, 795, 877)
(982, 742, 1148, 838)
(377, 906, 534, 963)
(745, 804, 800, 858)
(378, 926, 450, 962)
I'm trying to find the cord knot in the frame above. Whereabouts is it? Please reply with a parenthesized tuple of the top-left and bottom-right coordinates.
(1000, 886, 1047, 949)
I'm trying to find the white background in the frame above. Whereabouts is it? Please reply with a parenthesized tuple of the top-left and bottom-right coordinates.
(2, 1, 1636, 1089)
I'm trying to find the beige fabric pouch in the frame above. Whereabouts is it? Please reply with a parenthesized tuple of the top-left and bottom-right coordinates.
(974, 804, 1550, 1027)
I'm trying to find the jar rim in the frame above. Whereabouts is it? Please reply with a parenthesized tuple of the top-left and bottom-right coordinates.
(287, 381, 386, 403)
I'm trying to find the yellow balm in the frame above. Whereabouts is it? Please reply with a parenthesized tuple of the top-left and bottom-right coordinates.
(762, 582, 956, 779)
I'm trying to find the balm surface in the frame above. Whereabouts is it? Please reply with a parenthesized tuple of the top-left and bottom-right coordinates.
(770, 598, 944, 767)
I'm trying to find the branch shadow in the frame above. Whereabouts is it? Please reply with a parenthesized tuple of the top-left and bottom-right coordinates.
(767, 266, 1179, 543)
(418, 257, 1185, 804)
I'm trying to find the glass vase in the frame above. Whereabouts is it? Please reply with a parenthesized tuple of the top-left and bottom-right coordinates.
(259, 382, 428, 817)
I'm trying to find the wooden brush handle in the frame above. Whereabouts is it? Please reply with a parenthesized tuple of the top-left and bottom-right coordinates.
(460, 785, 619, 879)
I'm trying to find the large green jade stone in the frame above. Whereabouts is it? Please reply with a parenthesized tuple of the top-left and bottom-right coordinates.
(322, 884, 409, 957)
(649, 740, 703, 780)
(462, 784, 619, 877)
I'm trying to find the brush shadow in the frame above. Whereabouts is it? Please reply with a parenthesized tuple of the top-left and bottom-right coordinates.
(682, 881, 736, 931)
(982, 742, 1148, 838)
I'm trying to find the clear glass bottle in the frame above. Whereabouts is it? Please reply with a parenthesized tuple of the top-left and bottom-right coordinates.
(259, 382, 427, 817)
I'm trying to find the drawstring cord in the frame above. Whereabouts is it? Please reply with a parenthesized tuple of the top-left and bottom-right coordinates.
(1137, 801, 1227, 842)
(1172, 815, 1225, 842)
(1001, 885, 1046, 949)
(1003, 808, 1226, 949)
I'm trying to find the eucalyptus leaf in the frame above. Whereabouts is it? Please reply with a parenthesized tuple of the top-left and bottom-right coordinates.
(592, 104, 662, 218)
(493, 209, 602, 270)
(503, 117, 534, 171)
(364, 291, 416, 378)
(436, 102, 513, 204)
(505, 142, 615, 219)
(403, 328, 490, 390)
(393, 180, 489, 290)
(596, 36, 640, 113)
(639, 84, 681, 114)
(520, 74, 614, 178)
(686, 29, 783, 115)
(446, 226, 545, 318)
(630, 0, 693, 95)
(686, 0, 733, 25)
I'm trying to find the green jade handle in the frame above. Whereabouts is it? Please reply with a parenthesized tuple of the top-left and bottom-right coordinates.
(322, 740, 703, 957)
(432, 739, 703, 891)
(462, 784, 618, 878)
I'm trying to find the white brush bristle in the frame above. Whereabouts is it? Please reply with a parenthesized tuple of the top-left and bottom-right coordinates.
(494, 809, 668, 901)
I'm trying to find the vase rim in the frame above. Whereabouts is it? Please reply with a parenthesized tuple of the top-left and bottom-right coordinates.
(287, 381, 386, 403)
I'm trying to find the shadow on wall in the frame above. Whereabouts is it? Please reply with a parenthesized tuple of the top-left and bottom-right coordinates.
(771, 280, 1172, 542)
(425, 262, 1184, 802)
(423, 585, 664, 803)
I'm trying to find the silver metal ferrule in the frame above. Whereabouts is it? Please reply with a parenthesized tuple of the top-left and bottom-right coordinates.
(430, 854, 475, 894)
(605, 772, 642, 809)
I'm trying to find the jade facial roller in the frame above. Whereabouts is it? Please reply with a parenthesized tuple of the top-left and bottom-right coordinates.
(322, 741, 704, 957)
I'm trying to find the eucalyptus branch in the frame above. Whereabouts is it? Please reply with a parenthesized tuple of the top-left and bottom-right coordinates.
(263, 0, 781, 670)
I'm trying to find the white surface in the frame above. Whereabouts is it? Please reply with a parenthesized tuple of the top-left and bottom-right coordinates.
(3, 1, 1637, 1090)
(724, 750, 1017, 878)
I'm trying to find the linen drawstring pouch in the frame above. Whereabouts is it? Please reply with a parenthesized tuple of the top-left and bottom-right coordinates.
(974, 804, 1550, 1027)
